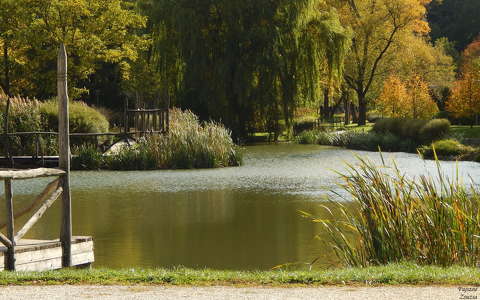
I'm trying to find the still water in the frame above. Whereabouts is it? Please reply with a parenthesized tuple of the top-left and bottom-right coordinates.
(8, 144, 480, 270)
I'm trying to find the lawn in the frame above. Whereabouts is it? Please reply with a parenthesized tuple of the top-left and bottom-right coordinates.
(450, 125, 480, 139)
(0, 264, 478, 286)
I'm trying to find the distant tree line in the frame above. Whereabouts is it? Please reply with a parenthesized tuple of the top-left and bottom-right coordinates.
(0, 0, 479, 139)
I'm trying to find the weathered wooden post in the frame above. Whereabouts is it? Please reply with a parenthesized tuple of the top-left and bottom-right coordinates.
(4, 178, 15, 270)
(57, 44, 72, 267)
(124, 97, 128, 137)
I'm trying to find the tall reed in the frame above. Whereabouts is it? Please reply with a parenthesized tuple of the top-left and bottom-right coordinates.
(303, 154, 480, 267)
(84, 108, 243, 170)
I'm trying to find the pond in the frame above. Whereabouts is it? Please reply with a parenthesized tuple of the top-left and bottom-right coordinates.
(7, 144, 480, 270)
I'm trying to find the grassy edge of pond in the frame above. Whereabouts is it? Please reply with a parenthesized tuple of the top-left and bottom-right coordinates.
(1, 264, 479, 286)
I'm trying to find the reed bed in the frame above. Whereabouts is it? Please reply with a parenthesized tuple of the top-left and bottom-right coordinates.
(76, 108, 243, 170)
(302, 154, 480, 267)
(146, 108, 242, 169)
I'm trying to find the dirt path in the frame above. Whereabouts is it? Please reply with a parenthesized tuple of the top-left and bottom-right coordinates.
(0, 285, 475, 299)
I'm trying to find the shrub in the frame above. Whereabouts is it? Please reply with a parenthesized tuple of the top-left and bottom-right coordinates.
(296, 130, 321, 144)
(419, 119, 451, 143)
(148, 109, 242, 169)
(373, 118, 450, 145)
(105, 141, 157, 170)
(293, 120, 316, 135)
(40, 99, 109, 133)
(419, 139, 473, 159)
(303, 156, 480, 267)
(0, 93, 109, 155)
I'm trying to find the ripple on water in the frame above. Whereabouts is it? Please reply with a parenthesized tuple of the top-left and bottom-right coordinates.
(8, 144, 480, 199)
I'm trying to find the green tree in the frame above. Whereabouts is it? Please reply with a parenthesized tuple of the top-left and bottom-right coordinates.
(336, 0, 431, 125)
(144, 0, 351, 139)
(0, 0, 32, 96)
(2, 0, 147, 99)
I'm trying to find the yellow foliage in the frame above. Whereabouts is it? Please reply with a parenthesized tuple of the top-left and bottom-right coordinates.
(447, 70, 480, 119)
(376, 74, 438, 119)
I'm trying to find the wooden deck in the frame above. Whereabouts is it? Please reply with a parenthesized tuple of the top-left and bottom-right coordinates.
(0, 236, 93, 271)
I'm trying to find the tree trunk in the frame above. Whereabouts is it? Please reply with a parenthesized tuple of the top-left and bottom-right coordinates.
(3, 40, 10, 96)
(357, 93, 367, 126)
(343, 93, 350, 126)
(323, 88, 330, 121)
(351, 102, 358, 124)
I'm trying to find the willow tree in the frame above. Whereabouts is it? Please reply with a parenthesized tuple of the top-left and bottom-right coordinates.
(143, 0, 350, 139)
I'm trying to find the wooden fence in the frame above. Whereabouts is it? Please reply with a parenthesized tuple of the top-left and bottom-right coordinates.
(0, 99, 170, 162)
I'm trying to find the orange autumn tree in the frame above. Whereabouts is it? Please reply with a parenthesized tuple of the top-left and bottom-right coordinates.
(446, 69, 480, 125)
(376, 74, 438, 119)
(407, 74, 439, 119)
(447, 39, 480, 125)
(376, 75, 410, 118)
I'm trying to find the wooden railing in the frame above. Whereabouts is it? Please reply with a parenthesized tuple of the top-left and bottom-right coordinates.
(125, 108, 169, 137)
(0, 168, 66, 270)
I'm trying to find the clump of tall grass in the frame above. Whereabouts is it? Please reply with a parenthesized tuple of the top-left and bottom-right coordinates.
(73, 109, 243, 170)
(146, 109, 242, 169)
(419, 139, 474, 160)
(303, 154, 480, 267)
(72, 145, 104, 170)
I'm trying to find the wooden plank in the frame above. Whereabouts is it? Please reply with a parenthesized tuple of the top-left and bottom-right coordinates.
(15, 257, 62, 272)
(4, 179, 15, 270)
(72, 251, 94, 266)
(0, 168, 65, 180)
(58, 43, 72, 268)
(15, 186, 63, 241)
(0, 232, 12, 248)
(0, 238, 93, 270)
(15, 246, 62, 265)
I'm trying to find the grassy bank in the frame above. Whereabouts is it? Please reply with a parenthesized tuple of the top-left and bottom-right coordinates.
(296, 119, 480, 162)
(0, 264, 478, 286)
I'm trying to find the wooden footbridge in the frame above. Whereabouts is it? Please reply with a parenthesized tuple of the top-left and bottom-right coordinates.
(0, 45, 94, 271)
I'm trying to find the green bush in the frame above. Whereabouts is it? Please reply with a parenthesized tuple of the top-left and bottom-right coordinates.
(419, 119, 451, 143)
(296, 130, 321, 144)
(419, 139, 473, 159)
(40, 99, 109, 133)
(0, 96, 42, 155)
(373, 118, 450, 145)
(149, 109, 242, 169)
(0, 94, 109, 156)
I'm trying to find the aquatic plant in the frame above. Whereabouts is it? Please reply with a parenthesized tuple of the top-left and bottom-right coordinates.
(73, 109, 243, 170)
(302, 155, 480, 267)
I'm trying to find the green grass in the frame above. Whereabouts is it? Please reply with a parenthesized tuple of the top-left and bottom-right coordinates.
(0, 263, 478, 286)
(419, 139, 475, 160)
(451, 125, 480, 139)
